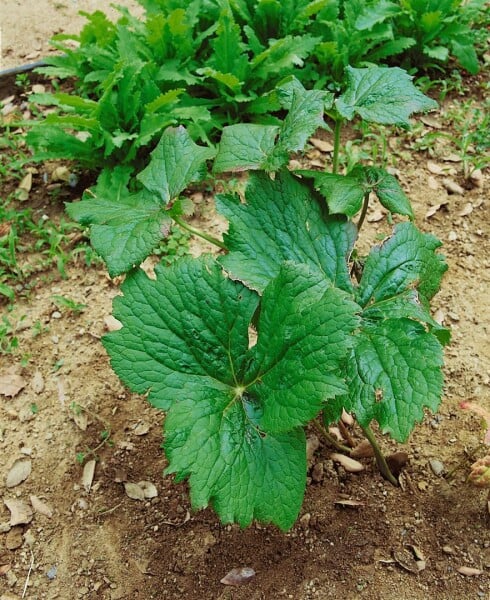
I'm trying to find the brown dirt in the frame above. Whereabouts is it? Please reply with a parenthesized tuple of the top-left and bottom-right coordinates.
(1, 3, 490, 600)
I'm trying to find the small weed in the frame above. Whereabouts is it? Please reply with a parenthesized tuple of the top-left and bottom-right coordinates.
(52, 359, 64, 372)
(52, 295, 86, 315)
(70, 402, 114, 464)
(32, 319, 49, 338)
(153, 227, 191, 265)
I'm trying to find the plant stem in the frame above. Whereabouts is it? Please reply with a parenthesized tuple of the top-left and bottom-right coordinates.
(313, 419, 352, 454)
(332, 118, 342, 174)
(356, 192, 370, 233)
(360, 423, 398, 486)
(173, 216, 227, 251)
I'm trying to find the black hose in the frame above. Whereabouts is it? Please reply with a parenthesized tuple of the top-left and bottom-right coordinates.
(0, 60, 48, 78)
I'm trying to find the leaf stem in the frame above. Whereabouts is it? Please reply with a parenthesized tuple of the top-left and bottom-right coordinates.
(332, 118, 342, 174)
(360, 423, 398, 486)
(356, 191, 370, 233)
(172, 216, 227, 250)
(313, 418, 352, 454)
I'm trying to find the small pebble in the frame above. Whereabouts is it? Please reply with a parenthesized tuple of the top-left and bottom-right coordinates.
(51, 311, 62, 320)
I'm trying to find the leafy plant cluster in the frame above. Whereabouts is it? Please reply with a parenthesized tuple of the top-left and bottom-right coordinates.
(26, 0, 488, 179)
(67, 67, 450, 529)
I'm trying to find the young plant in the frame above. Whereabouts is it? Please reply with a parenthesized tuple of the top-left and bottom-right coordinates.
(67, 66, 450, 529)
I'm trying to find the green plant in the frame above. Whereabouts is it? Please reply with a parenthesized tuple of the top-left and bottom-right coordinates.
(51, 295, 87, 315)
(28, 0, 488, 182)
(70, 401, 114, 464)
(391, 0, 488, 74)
(70, 67, 449, 529)
(0, 314, 21, 354)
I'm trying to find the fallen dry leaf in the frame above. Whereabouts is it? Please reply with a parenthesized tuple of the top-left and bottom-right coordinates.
(82, 460, 96, 493)
(6, 458, 32, 488)
(442, 153, 462, 163)
(0, 369, 26, 397)
(457, 566, 483, 576)
(334, 499, 364, 508)
(341, 409, 354, 426)
(331, 453, 364, 473)
(220, 567, 256, 586)
(306, 434, 320, 464)
(17, 172, 32, 201)
(138, 481, 158, 499)
(30, 495, 53, 518)
(124, 482, 146, 501)
(386, 452, 409, 477)
(310, 138, 334, 153)
(425, 201, 449, 219)
(5, 527, 24, 550)
(367, 209, 385, 223)
(133, 422, 150, 436)
(4, 498, 33, 526)
(442, 178, 464, 195)
(420, 115, 442, 128)
(104, 315, 122, 332)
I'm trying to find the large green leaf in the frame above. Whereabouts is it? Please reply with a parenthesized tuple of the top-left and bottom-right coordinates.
(248, 264, 360, 431)
(343, 319, 444, 441)
(213, 78, 327, 173)
(103, 258, 359, 529)
(217, 170, 357, 293)
(67, 167, 171, 277)
(336, 66, 438, 127)
(137, 126, 215, 204)
(357, 222, 447, 306)
(297, 166, 414, 219)
(213, 124, 280, 173)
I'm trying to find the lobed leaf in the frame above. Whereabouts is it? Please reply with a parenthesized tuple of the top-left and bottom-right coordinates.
(137, 126, 215, 204)
(336, 66, 438, 127)
(104, 258, 360, 529)
(217, 170, 356, 293)
(357, 222, 447, 306)
(67, 167, 171, 277)
(342, 319, 444, 442)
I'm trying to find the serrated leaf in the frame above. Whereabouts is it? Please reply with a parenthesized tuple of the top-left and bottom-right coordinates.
(299, 166, 413, 219)
(214, 79, 327, 174)
(251, 34, 320, 81)
(213, 124, 280, 173)
(248, 264, 360, 431)
(451, 40, 479, 74)
(366, 168, 414, 218)
(104, 257, 259, 408)
(67, 167, 171, 276)
(104, 258, 359, 529)
(137, 126, 215, 204)
(299, 171, 365, 217)
(357, 222, 447, 306)
(165, 395, 307, 529)
(336, 66, 438, 127)
(266, 82, 327, 171)
(355, 0, 399, 30)
(217, 170, 356, 293)
(343, 319, 444, 441)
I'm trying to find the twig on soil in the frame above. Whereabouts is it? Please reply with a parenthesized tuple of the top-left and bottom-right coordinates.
(22, 550, 35, 598)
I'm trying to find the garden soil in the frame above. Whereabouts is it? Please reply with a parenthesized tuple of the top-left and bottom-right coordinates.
(0, 2, 489, 599)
